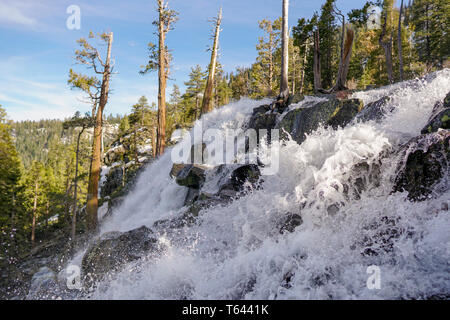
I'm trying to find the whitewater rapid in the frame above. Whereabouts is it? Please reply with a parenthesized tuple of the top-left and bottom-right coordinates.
(91, 70, 450, 299)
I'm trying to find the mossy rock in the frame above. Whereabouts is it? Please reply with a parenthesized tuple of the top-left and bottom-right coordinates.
(175, 164, 207, 189)
(393, 130, 449, 201)
(276, 98, 363, 144)
(421, 109, 450, 134)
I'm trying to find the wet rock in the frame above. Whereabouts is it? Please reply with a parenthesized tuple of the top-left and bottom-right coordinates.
(276, 98, 363, 144)
(393, 130, 449, 201)
(278, 213, 303, 234)
(81, 226, 163, 284)
(230, 164, 261, 189)
(26, 267, 58, 300)
(184, 187, 200, 206)
(175, 164, 208, 189)
(360, 216, 413, 257)
(290, 93, 305, 105)
(327, 99, 364, 129)
(170, 163, 186, 178)
(247, 108, 277, 132)
(421, 109, 450, 134)
(356, 96, 394, 123)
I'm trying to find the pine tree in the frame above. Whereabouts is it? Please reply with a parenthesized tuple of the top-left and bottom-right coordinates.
(0, 106, 22, 247)
(318, 0, 338, 89)
(69, 31, 114, 232)
(255, 18, 282, 96)
(183, 65, 207, 120)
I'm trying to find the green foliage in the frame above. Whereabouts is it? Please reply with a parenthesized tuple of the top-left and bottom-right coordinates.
(411, 0, 450, 68)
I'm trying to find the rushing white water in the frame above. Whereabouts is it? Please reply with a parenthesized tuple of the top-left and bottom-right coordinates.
(90, 70, 449, 300)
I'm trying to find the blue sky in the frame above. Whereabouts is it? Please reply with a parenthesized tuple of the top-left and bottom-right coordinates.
(0, 0, 386, 121)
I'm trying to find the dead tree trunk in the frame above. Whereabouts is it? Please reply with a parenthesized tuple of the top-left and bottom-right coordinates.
(202, 8, 222, 115)
(86, 32, 113, 232)
(279, 0, 290, 101)
(398, 0, 404, 81)
(332, 28, 355, 92)
(313, 30, 322, 94)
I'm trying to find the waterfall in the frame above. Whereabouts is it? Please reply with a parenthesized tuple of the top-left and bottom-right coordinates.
(87, 70, 449, 299)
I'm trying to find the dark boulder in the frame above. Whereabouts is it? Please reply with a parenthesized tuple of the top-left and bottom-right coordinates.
(175, 164, 207, 189)
(393, 130, 449, 201)
(356, 96, 394, 123)
(421, 92, 450, 134)
(276, 98, 363, 144)
(247, 105, 277, 132)
(81, 226, 163, 284)
(278, 213, 303, 234)
(218, 164, 261, 197)
(170, 163, 186, 178)
(421, 109, 450, 134)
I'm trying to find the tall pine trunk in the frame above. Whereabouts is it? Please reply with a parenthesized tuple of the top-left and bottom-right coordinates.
(201, 8, 222, 115)
(86, 32, 113, 232)
(398, 0, 404, 81)
(157, 2, 167, 156)
(313, 30, 322, 93)
(279, 0, 290, 100)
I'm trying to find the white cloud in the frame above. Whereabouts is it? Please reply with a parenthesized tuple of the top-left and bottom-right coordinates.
(0, 2, 37, 27)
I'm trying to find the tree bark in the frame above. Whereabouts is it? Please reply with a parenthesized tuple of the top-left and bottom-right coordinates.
(398, 0, 404, 81)
(269, 26, 274, 94)
(157, 1, 167, 156)
(86, 32, 113, 233)
(152, 126, 157, 158)
(279, 0, 290, 100)
(299, 43, 309, 94)
(202, 8, 222, 115)
(313, 30, 322, 93)
(332, 28, 354, 91)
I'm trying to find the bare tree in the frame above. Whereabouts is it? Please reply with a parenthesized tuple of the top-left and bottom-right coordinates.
(201, 8, 222, 115)
(332, 28, 354, 91)
(141, 0, 178, 156)
(69, 31, 114, 233)
(279, 0, 290, 101)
